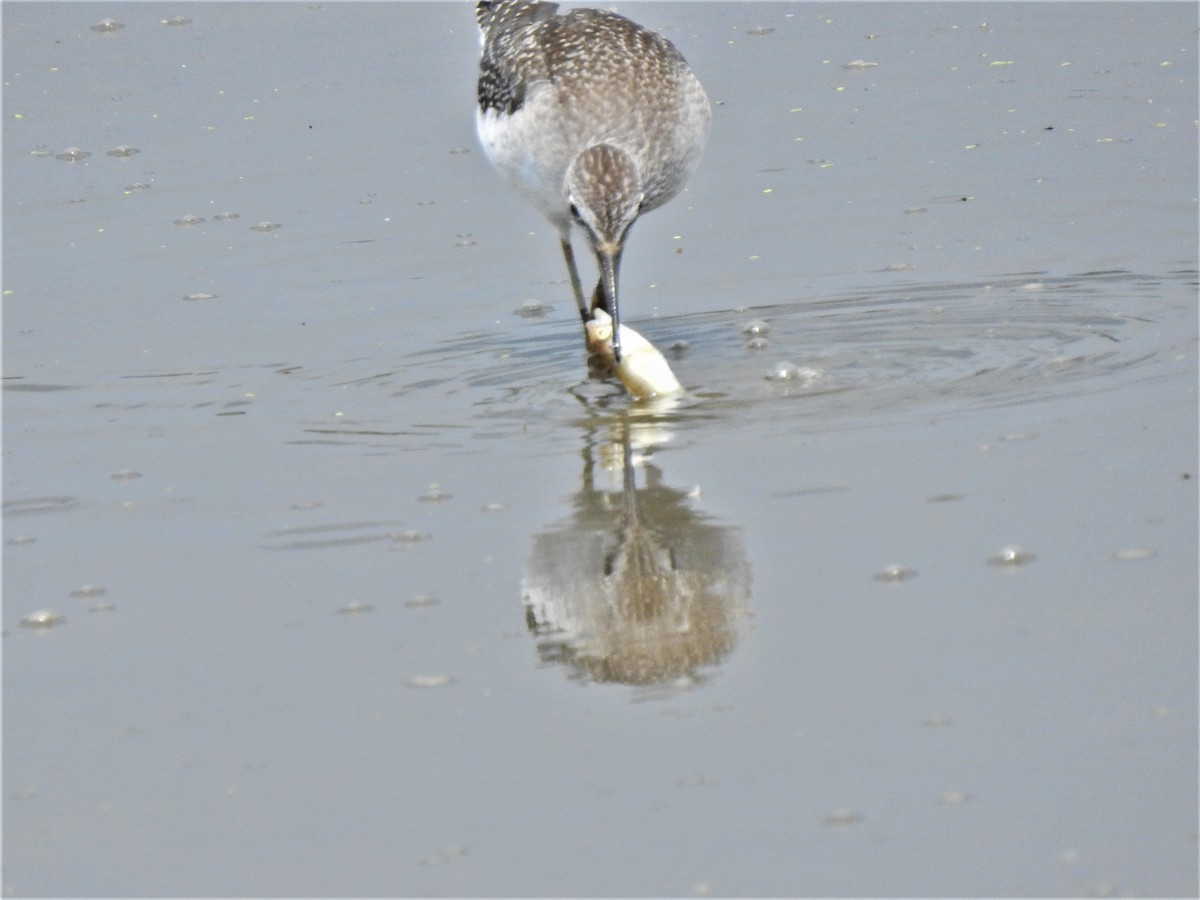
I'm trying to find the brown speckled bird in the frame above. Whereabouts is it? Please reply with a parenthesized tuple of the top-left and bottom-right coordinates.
(475, 0, 710, 361)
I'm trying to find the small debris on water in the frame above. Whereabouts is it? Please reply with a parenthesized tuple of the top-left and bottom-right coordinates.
(90, 18, 124, 32)
(55, 147, 90, 162)
(418, 484, 452, 503)
(515, 299, 549, 318)
(987, 546, 1036, 567)
(822, 809, 863, 827)
(250, 221, 281, 232)
(405, 593, 439, 608)
(418, 843, 467, 865)
(337, 601, 374, 616)
(937, 790, 971, 805)
(874, 564, 917, 583)
(110, 469, 142, 481)
(405, 674, 454, 689)
(69, 584, 106, 599)
(106, 145, 139, 157)
(20, 610, 66, 630)
(390, 529, 431, 544)
(1111, 547, 1157, 561)
(183, 292, 217, 302)
(480, 501, 508, 512)
(173, 214, 205, 226)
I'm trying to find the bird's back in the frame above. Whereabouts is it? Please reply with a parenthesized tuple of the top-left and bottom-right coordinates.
(477, 2, 710, 223)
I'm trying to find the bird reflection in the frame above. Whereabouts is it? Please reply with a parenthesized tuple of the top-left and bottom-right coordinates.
(522, 412, 751, 689)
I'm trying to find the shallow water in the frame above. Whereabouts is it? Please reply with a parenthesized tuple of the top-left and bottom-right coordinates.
(4, 3, 1197, 897)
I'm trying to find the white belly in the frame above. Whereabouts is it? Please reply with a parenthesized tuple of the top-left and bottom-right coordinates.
(476, 86, 575, 236)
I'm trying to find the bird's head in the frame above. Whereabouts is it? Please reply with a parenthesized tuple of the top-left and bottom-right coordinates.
(566, 143, 643, 259)
(567, 144, 644, 361)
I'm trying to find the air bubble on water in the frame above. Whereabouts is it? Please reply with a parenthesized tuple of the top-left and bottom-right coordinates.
(213, 211, 240, 221)
(767, 362, 826, 386)
(183, 292, 217, 302)
(250, 221, 281, 232)
(766, 361, 799, 381)
(55, 147, 90, 162)
(668, 340, 690, 357)
(454, 235, 476, 248)
(987, 546, 1036, 567)
(337, 601, 374, 615)
(110, 469, 142, 481)
(90, 18, 123, 32)
(20, 610, 66, 629)
(173, 214, 205, 226)
(515, 299, 548, 318)
(106, 145, 139, 157)
(745, 336, 769, 351)
(405, 674, 454, 688)
(69, 584, 106, 599)
(741, 318, 770, 337)
(159, 16, 192, 25)
(873, 564, 917, 583)
(1111, 547, 1157, 561)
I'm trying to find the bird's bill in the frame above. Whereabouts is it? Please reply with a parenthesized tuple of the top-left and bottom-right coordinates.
(597, 245, 624, 361)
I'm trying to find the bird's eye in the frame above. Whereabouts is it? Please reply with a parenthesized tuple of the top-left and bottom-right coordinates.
(568, 201, 581, 220)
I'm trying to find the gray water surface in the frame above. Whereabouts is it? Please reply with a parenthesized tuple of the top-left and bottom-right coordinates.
(4, 3, 1197, 896)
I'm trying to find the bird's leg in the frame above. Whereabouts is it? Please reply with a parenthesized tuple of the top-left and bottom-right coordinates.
(560, 239, 590, 325)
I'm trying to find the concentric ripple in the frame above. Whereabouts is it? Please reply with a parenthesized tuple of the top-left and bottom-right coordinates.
(306, 269, 1194, 448)
(400, 267, 1190, 434)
